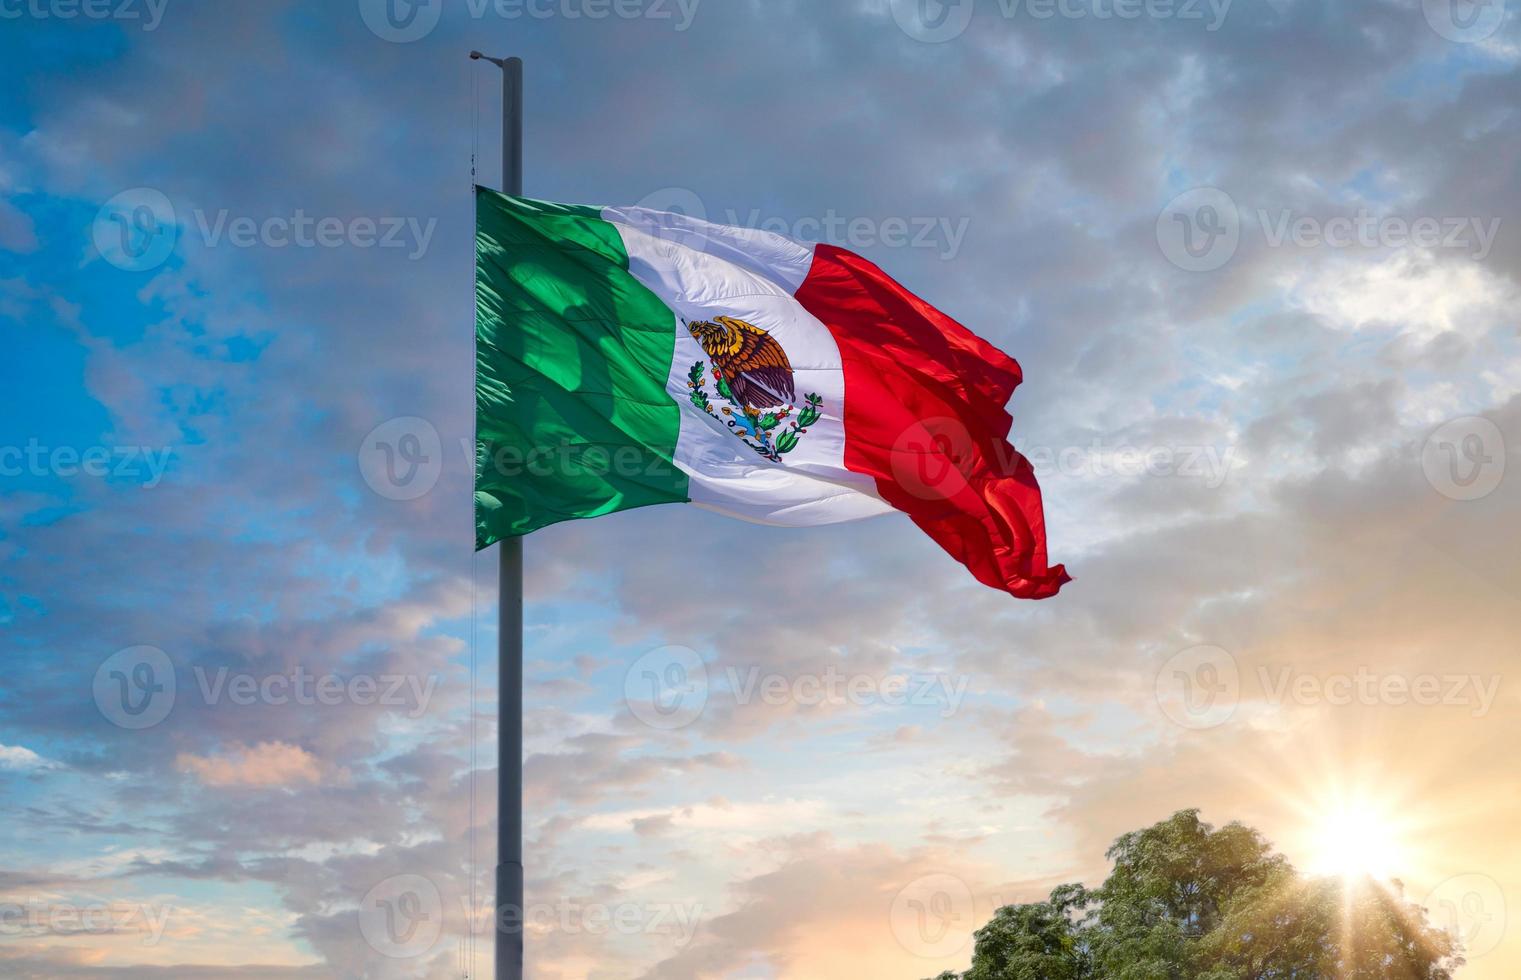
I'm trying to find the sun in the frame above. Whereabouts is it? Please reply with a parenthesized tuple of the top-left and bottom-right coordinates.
(1306, 800, 1406, 881)
(1256, 750, 1437, 890)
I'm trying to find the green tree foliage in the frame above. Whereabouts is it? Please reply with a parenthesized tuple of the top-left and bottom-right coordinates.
(930, 810, 1462, 980)
(963, 883, 1091, 980)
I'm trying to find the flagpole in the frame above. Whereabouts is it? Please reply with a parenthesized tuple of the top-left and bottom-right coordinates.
(470, 49, 524, 980)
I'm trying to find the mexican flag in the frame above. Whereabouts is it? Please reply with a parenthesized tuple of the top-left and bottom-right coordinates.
(475, 187, 1068, 599)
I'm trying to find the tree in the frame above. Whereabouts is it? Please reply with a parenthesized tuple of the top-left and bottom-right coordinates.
(963, 883, 1091, 980)
(1088, 810, 1288, 978)
(1196, 871, 1461, 980)
(928, 810, 1462, 980)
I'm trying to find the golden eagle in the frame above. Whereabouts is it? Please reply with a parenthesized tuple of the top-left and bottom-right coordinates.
(686, 316, 796, 411)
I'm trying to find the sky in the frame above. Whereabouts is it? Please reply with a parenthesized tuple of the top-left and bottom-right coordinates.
(1, 0, 1519, 977)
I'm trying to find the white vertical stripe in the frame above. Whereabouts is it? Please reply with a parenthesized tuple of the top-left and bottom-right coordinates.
(604, 207, 892, 527)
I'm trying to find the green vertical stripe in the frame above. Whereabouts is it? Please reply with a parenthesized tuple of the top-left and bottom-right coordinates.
(475, 187, 688, 548)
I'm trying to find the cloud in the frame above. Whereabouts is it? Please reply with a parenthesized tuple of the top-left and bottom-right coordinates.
(1285, 249, 1520, 341)
(638, 833, 1025, 980)
(0, 742, 61, 771)
(177, 742, 322, 788)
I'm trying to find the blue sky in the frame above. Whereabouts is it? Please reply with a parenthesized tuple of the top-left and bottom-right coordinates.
(2, 1, 1520, 977)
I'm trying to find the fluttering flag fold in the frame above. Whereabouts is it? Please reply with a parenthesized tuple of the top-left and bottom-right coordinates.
(475, 187, 1068, 598)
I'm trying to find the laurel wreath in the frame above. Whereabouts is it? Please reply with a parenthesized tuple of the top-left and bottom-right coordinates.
(687, 361, 822, 461)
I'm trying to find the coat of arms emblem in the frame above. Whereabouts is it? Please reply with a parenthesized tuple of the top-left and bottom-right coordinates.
(684, 316, 823, 462)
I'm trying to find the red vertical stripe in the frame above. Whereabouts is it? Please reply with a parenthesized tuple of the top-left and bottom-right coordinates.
(794, 244, 1069, 599)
